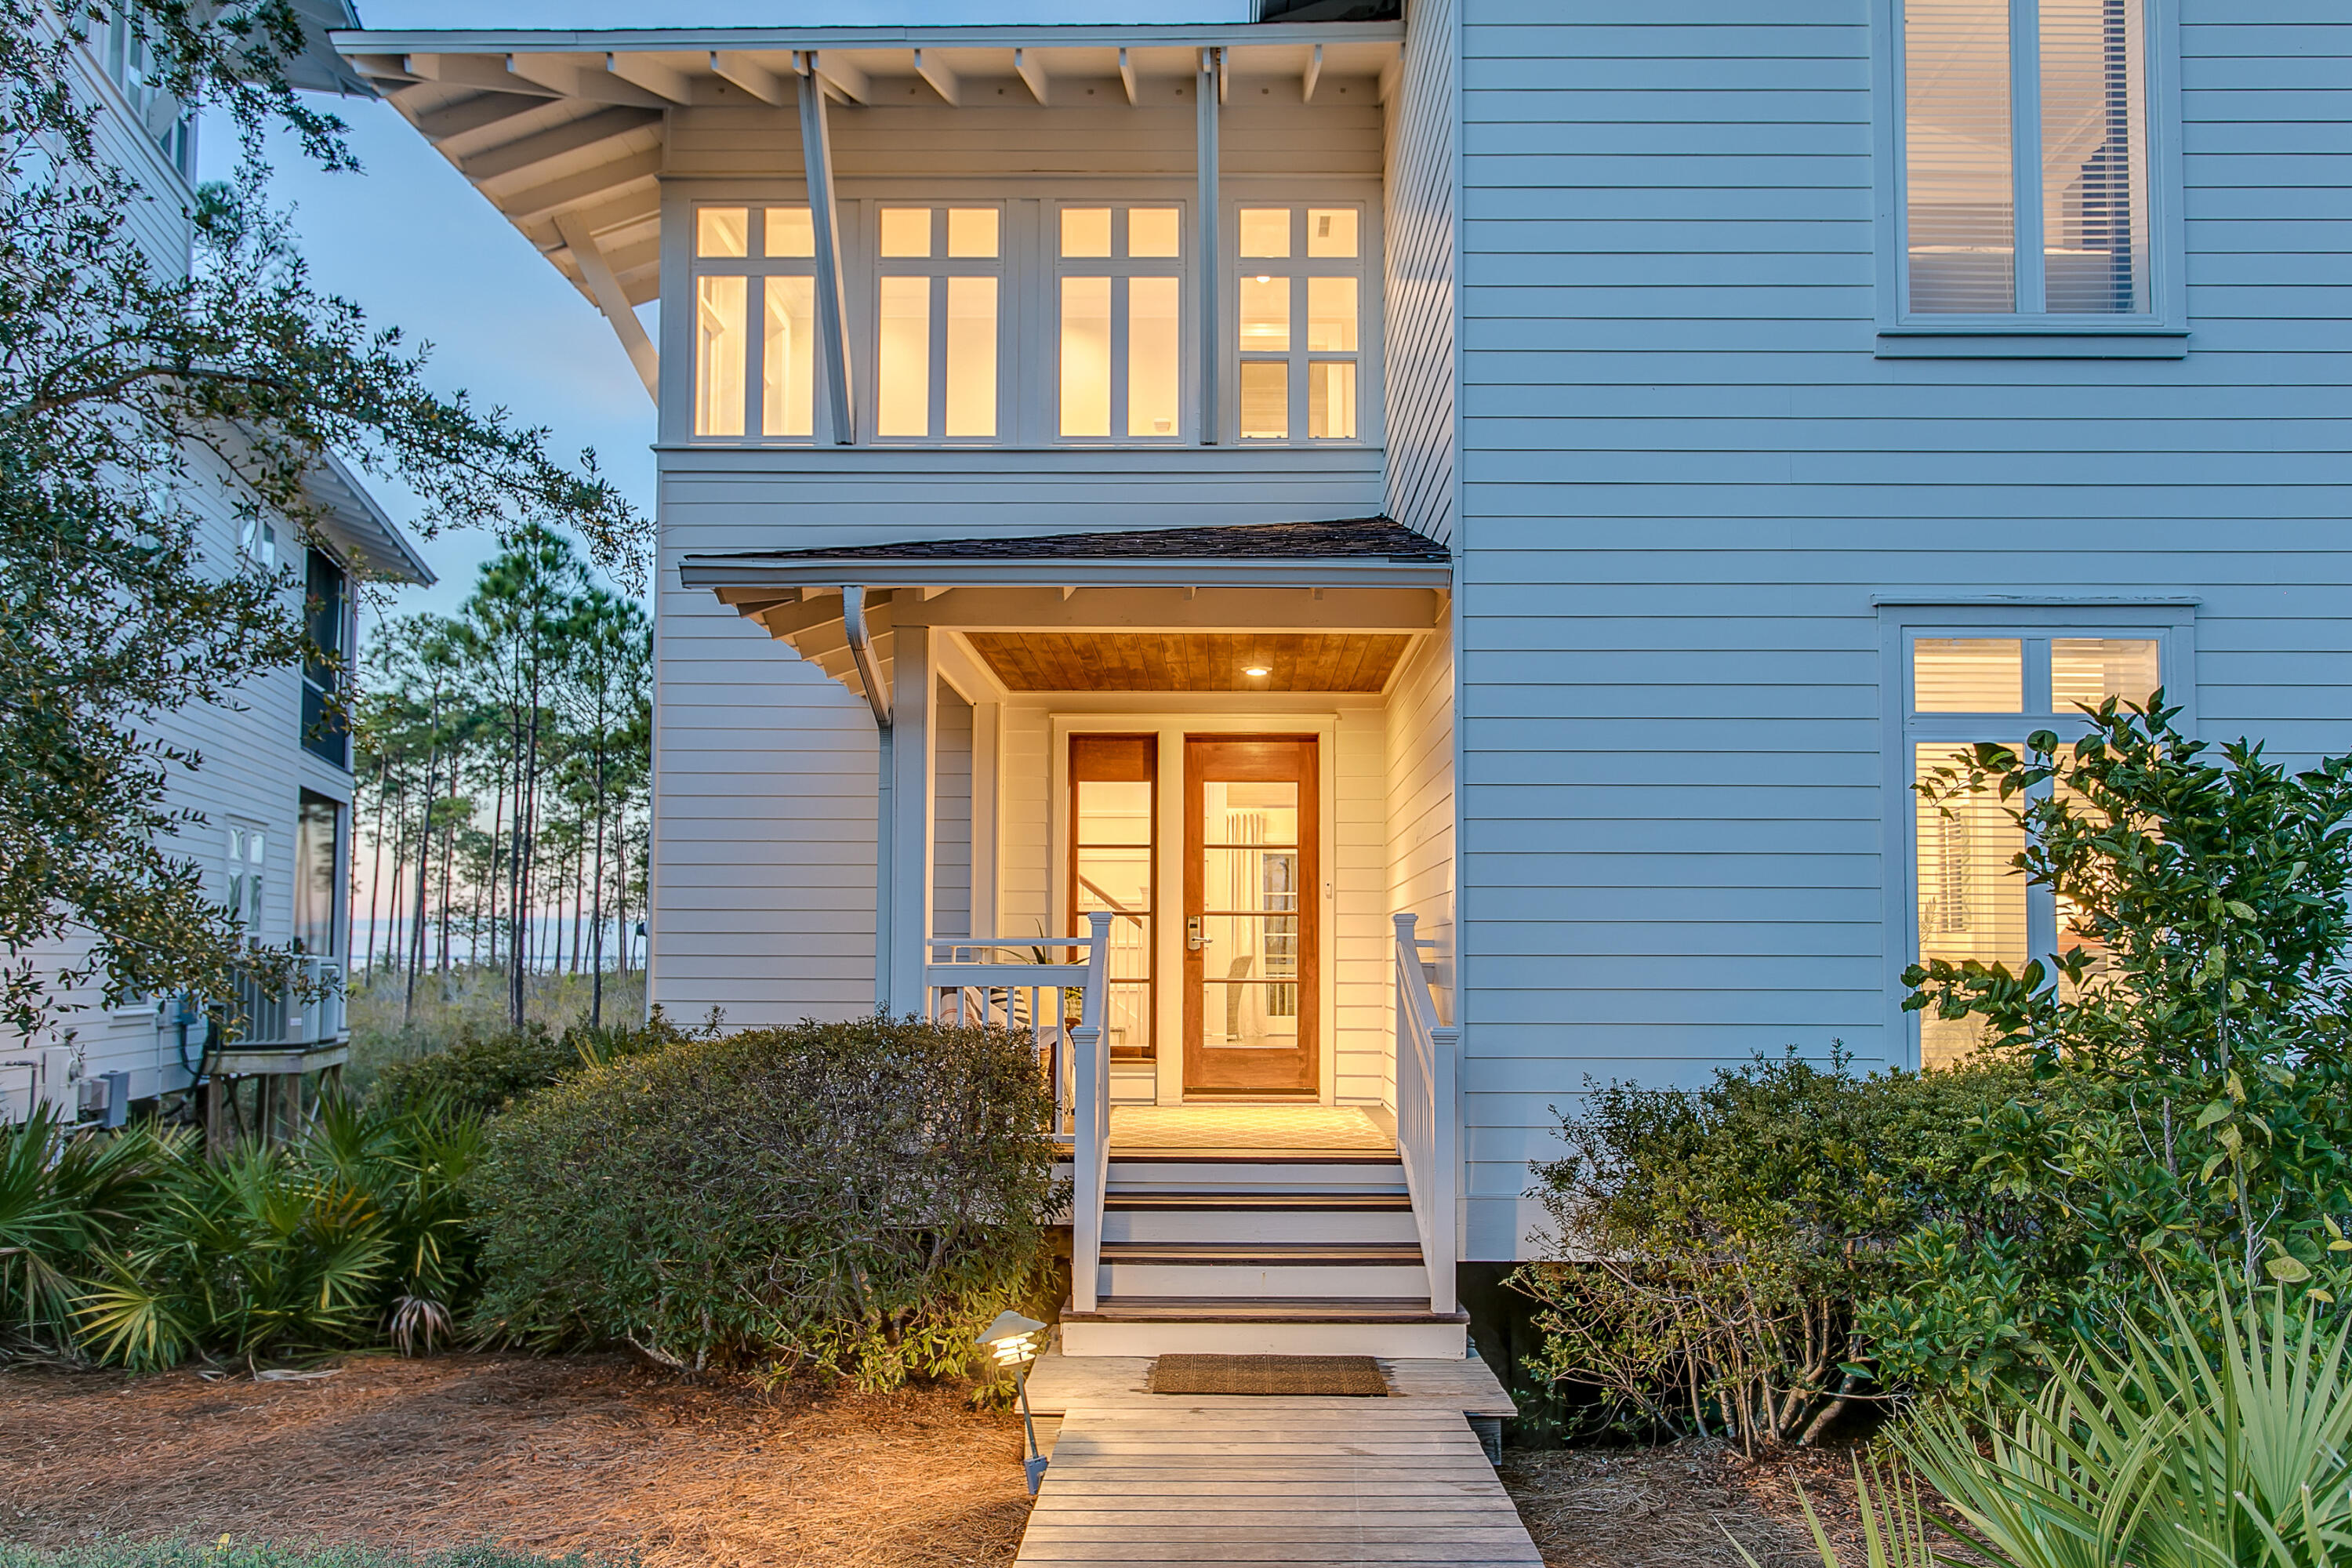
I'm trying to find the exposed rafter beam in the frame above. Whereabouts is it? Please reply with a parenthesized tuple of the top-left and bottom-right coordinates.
(913, 48, 959, 105)
(1302, 43, 1322, 103)
(798, 49, 869, 104)
(502, 53, 665, 107)
(1014, 47, 1049, 105)
(794, 58, 856, 444)
(710, 50, 790, 104)
(411, 91, 551, 144)
(405, 52, 558, 96)
(458, 107, 659, 186)
(553, 212, 658, 402)
(500, 147, 661, 226)
(605, 52, 693, 103)
(1118, 47, 1138, 106)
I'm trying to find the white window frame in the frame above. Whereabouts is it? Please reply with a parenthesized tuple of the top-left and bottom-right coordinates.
(1049, 201, 1192, 446)
(863, 201, 1010, 447)
(1225, 199, 1376, 445)
(1877, 601, 2196, 1066)
(683, 201, 822, 445)
(1875, 0, 2187, 350)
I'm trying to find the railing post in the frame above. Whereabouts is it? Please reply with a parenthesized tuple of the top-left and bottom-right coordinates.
(1069, 911, 1114, 1315)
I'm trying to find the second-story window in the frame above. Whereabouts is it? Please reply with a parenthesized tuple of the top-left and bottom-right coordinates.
(1056, 206, 1184, 441)
(1901, 0, 2151, 318)
(693, 205, 817, 439)
(875, 206, 1001, 441)
(1236, 206, 1362, 441)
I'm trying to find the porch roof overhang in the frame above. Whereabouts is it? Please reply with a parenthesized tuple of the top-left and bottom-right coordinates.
(680, 518, 1449, 710)
(678, 517, 1454, 595)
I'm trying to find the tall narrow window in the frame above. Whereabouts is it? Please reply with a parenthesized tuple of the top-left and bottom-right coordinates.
(1236, 205, 1364, 441)
(1902, 630, 2166, 1069)
(1071, 736, 1157, 1061)
(1057, 206, 1185, 441)
(1901, 0, 2149, 317)
(691, 205, 818, 438)
(295, 793, 341, 957)
(874, 205, 1002, 441)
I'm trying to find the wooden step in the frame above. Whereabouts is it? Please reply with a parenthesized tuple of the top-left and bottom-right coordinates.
(1064, 1295, 1468, 1325)
(1101, 1241, 1423, 1266)
(1105, 1191, 1413, 1211)
(1110, 1149, 1400, 1164)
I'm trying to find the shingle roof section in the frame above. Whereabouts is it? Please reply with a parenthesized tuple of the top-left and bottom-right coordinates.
(694, 517, 1450, 566)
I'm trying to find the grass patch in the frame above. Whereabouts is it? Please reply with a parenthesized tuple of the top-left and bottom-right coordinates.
(345, 967, 648, 1094)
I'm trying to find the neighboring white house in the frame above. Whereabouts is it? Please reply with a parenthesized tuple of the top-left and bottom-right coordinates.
(1, 11, 433, 1129)
(329, 0, 2350, 1356)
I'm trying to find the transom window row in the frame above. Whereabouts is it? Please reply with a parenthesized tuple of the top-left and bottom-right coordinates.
(687, 201, 1367, 445)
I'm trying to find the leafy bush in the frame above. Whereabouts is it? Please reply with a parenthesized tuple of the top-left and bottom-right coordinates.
(367, 1013, 688, 1120)
(0, 1544, 583, 1568)
(1881, 701, 2352, 1397)
(1515, 1049, 2021, 1451)
(1758, 1277, 2352, 1568)
(469, 1015, 1065, 1386)
(1, 1098, 481, 1369)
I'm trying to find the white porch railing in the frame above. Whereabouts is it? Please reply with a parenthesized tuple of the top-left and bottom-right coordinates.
(1393, 912, 1459, 1315)
(925, 910, 1113, 1312)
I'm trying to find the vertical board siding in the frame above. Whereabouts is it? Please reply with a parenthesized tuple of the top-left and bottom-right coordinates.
(1457, 0, 2352, 1257)
(1385, 0, 1461, 546)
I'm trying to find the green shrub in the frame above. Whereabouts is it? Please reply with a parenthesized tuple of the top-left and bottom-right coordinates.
(367, 1013, 688, 1120)
(0, 1544, 586, 1568)
(468, 1014, 1065, 1387)
(0, 1098, 484, 1370)
(1515, 1048, 2022, 1451)
(1880, 701, 2352, 1398)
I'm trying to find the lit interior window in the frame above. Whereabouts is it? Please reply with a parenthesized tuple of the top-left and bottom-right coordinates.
(880, 207, 933, 258)
(696, 207, 748, 259)
(1062, 208, 1112, 259)
(1129, 208, 1181, 258)
(1307, 361, 1356, 440)
(876, 275, 930, 437)
(762, 276, 815, 437)
(1238, 208, 1290, 257)
(694, 275, 747, 437)
(1240, 361, 1287, 440)
(1060, 276, 1112, 437)
(1127, 277, 1181, 437)
(1306, 208, 1359, 258)
(948, 208, 1000, 259)
(945, 277, 998, 437)
(1239, 276, 1290, 354)
(1306, 277, 1357, 351)
(764, 206, 815, 258)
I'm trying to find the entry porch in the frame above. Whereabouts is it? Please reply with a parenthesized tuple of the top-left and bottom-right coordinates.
(681, 519, 1463, 1352)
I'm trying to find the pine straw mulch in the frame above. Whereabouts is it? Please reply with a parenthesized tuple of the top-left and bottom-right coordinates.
(1501, 1439, 1884, 1568)
(0, 1353, 1034, 1568)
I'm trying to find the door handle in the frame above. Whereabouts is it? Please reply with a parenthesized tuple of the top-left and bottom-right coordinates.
(1187, 916, 1210, 951)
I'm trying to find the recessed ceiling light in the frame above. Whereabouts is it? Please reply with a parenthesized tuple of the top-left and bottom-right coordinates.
(1243, 665, 1272, 677)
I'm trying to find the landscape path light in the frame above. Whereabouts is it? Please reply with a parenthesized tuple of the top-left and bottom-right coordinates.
(976, 1309, 1051, 1494)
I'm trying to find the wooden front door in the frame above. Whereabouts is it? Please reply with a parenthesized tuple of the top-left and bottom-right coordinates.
(1182, 736, 1318, 1097)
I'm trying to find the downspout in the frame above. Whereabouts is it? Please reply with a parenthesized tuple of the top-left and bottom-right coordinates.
(844, 586, 894, 1014)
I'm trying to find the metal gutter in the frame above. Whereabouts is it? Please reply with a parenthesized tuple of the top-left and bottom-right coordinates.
(842, 584, 891, 729)
(332, 21, 1404, 54)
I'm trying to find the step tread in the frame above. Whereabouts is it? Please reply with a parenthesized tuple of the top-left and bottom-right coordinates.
(1065, 1295, 1470, 1325)
(1102, 1241, 1424, 1265)
(1105, 1192, 1415, 1211)
(1109, 1149, 1402, 1165)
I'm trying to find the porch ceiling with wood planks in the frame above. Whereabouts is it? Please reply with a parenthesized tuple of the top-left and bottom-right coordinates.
(969, 631, 1410, 692)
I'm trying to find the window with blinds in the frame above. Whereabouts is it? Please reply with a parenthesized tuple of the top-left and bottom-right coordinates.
(1902, 0, 2149, 317)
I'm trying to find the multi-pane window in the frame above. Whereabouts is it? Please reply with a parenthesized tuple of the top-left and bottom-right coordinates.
(1905, 633, 2163, 1069)
(1055, 206, 1185, 441)
(1902, 0, 2150, 316)
(1236, 206, 1362, 441)
(226, 822, 267, 931)
(691, 205, 818, 438)
(1070, 736, 1157, 1061)
(874, 206, 1002, 441)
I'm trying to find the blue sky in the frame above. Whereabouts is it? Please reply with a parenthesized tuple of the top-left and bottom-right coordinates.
(200, 0, 1248, 631)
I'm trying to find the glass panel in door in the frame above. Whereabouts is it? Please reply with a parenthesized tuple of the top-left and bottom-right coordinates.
(1184, 737, 1318, 1096)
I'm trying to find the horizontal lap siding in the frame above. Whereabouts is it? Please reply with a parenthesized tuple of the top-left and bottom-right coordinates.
(1457, 0, 2352, 1257)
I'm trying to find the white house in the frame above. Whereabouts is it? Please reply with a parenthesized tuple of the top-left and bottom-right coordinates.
(329, 0, 2351, 1357)
(2, 10, 433, 1132)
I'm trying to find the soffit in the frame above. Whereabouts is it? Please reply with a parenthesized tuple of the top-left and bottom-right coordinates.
(328, 22, 1403, 313)
(967, 631, 1410, 693)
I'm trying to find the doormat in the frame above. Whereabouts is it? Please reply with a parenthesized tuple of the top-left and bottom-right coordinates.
(1146, 1353, 1390, 1397)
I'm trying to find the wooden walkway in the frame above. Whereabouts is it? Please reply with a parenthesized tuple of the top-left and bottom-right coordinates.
(1013, 1356, 1541, 1566)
